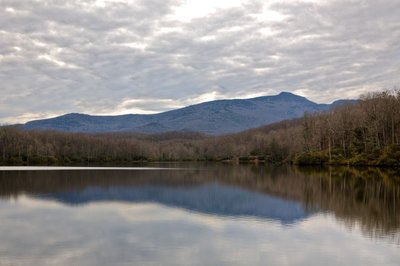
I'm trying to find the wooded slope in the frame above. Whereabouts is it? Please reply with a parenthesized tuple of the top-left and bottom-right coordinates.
(1, 90, 399, 166)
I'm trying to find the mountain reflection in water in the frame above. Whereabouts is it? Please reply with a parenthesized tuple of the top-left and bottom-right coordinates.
(0, 164, 399, 266)
(0, 164, 399, 237)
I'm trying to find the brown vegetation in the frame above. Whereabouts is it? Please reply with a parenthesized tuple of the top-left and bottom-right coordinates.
(1, 89, 400, 166)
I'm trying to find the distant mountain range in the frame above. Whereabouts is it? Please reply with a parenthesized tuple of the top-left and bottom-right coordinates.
(23, 92, 356, 135)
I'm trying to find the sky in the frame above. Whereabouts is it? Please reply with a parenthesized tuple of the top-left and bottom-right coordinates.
(0, 0, 399, 124)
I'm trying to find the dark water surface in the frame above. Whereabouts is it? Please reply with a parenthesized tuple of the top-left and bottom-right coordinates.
(0, 164, 399, 265)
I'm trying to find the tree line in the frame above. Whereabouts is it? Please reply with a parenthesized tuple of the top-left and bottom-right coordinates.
(1, 89, 400, 166)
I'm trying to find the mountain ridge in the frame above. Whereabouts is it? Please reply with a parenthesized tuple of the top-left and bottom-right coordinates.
(23, 92, 357, 135)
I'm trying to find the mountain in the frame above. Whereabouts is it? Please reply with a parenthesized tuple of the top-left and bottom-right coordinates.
(23, 92, 356, 135)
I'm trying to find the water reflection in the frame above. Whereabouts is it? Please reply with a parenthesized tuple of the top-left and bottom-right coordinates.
(1, 165, 399, 233)
(0, 165, 399, 265)
(40, 184, 310, 224)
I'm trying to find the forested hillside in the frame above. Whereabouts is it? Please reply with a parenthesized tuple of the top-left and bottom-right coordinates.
(1, 90, 399, 166)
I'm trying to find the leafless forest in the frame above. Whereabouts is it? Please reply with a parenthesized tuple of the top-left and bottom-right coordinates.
(1, 90, 400, 166)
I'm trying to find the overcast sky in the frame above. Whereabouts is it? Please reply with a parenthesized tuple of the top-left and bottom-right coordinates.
(1, 0, 399, 123)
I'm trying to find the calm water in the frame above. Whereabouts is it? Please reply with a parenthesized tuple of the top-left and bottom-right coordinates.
(0, 164, 399, 266)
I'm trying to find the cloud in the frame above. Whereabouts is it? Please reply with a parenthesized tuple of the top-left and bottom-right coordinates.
(0, 0, 399, 123)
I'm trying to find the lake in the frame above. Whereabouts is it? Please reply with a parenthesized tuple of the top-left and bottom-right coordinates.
(0, 164, 399, 265)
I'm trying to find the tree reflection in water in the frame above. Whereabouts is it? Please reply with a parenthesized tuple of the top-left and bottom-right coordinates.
(0, 164, 399, 243)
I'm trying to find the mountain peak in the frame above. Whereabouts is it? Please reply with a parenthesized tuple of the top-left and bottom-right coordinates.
(278, 91, 296, 96)
(252, 91, 309, 103)
(276, 91, 306, 100)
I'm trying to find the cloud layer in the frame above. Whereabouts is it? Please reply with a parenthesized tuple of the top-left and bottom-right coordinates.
(1, 0, 399, 123)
